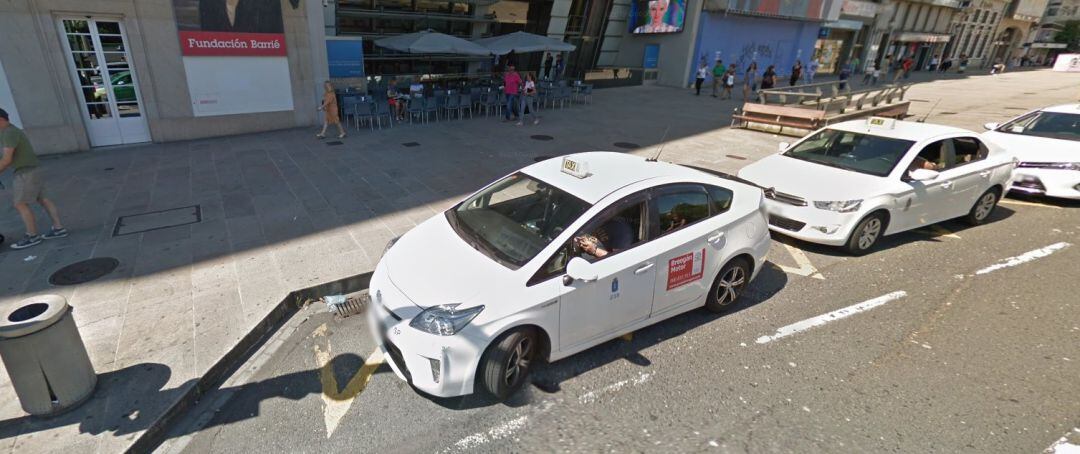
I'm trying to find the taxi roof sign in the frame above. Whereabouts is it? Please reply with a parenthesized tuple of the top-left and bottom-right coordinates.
(561, 157, 590, 179)
(867, 116, 897, 129)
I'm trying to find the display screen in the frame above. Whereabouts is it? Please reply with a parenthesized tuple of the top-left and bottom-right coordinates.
(724, 0, 824, 20)
(629, 0, 686, 34)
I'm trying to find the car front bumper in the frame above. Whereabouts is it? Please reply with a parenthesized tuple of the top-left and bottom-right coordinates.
(366, 269, 484, 398)
(762, 199, 860, 246)
(1009, 168, 1080, 200)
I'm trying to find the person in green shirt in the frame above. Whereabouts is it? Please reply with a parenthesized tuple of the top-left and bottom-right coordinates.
(711, 59, 724, 97)
(0, 108, 67, 249)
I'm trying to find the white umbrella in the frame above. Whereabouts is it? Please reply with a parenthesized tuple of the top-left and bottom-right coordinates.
(475, 31, 576, 55)
(374, 29, 492, 56)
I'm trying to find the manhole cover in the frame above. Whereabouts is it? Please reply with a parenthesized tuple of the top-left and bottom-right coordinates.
(104, 167, 115, 171)
(1023, 92, 1036, 95)
(326, 141, 344, 146)
(114, 205, 201, 236)
(533, 155, 554, 162)
(49, 258, 120, 286)
(402, 142, 420, 147)
(530, 135, 554, 141)
(938, 112, 957, 115)
(613, 142, 640, 149)
(725, 154, 747, 160)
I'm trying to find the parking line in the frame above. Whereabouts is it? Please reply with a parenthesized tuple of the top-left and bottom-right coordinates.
(1000, 199, 1063, 210)
(974, 242, 1071, 275)
(921, 224, 961, 239)
(755, 291, 908, 344)
(1044, 428, 1080, 454)
(578, 371, 655, 404)
(315, 344, 385, 438)
(775, 244, 825, 280)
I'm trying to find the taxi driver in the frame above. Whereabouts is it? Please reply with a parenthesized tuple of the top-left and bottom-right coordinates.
(575, 217, 634, 258)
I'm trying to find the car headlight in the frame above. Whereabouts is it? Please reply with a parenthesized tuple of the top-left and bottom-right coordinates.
(813, 199, 862, 213)
(409, 304, 484, 336)
(381, 237, 401, 260)
(1017, 162, 1080, 171)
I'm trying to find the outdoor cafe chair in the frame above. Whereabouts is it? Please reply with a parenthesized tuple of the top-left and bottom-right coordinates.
(479, 92, 500, 117)
(374, 101, 394, 129)
(442, 95, 460, 120)
(340, 96, 360, 127)
(575, 84, 593, 105)
(407, 96, 425, 124)
(423, 97, 440, 123)
(354, 100, 376, 131)
(457, 94, 473, 119)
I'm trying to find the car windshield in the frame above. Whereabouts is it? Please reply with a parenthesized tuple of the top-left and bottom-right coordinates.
(447, 173, 590, 268)
(784, 128, 915, 177)
(998, 111, 1080, 142)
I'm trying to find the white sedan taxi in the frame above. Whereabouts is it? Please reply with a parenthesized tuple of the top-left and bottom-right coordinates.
(366, 152, 770, 400)
(738, 117, 1016, 255)
(981, 103, 1080, 200)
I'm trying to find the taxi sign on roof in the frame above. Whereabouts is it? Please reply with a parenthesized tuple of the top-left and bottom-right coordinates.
(561, 157, 590, 179)
(867, 116, 896, 129)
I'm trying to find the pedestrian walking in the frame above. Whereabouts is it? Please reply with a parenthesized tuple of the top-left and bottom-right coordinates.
(721, 64, 736, 99)
(869, 64, 880, 85)
(901, 57, 914, 79)
(761, 65, 776, 90)
(838, 65, 851, 91)
(503, 63, 521, 122)
(694, 62, 708, 95)
(958, 55, 969, 73)
(883, 55, 894, 79)
(317, 81, 346, 139)
(711, 59, 724, 97)
(789, 60, 802, 86)
(805, 58, 819, 84)
(554, 54, 564, 80)
(543, 54, 553, 80)
(517, 73, 540, 126)
(0, 108, 67, 250)
(849, 56, 861, 74)
(939, 58, 952, 73)
(862, 63, 874, 85)
(928, 54, 939, 71)
(743, 62, 758, 101)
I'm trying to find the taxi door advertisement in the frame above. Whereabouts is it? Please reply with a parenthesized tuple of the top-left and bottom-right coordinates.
(666, 248, 705, 290)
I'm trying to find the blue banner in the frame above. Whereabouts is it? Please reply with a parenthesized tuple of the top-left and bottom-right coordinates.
(327, 39, 364, 78)
(644, 44, 660, 69)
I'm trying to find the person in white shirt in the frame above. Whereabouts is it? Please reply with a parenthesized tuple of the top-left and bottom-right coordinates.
(694, 62, 708, 95)
(517, 73, 540, 126)
(634, 0, 679, 33)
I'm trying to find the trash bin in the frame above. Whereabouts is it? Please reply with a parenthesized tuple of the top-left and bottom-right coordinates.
(0, 295, 96, 416)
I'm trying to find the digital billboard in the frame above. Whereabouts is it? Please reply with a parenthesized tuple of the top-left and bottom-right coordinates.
(723, 0, 825, 20)
(629, 0, 687, 34)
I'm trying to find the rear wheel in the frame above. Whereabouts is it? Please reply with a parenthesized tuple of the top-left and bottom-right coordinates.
(964, 188, 999, 225)
(705, 258, 750, 313)
(845, 212, 886, 256)
(478, 327, 536, 400)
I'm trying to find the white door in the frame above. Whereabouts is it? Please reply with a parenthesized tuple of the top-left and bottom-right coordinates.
(946, 137, 999, 211)
(58, 18, 150, 147)
(649, 184, 718, 317)
(897, 139, 957, 230)
(558, 193, 655, 350)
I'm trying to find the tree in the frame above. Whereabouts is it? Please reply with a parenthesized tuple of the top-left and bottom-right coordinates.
(1054, 20, 1080, 52)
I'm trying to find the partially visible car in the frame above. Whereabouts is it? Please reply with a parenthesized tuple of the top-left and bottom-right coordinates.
(981, 103, 1080, 200)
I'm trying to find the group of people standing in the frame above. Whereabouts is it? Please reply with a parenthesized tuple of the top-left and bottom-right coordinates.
(502, 64, 541, 126)
(693, 58, 815, 99)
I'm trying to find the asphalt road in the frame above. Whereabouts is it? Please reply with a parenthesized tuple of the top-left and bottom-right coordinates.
(164, 75, 1080, 454)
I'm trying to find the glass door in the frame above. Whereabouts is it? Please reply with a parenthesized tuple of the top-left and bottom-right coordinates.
(58, 18, 150, 147)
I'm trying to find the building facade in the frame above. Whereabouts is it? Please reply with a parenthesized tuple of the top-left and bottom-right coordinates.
(947, 0, 1009, 66)
(992, 0, 1050, 63)
(1028, 0, 1075, 62)
(873, 0, 961, 70)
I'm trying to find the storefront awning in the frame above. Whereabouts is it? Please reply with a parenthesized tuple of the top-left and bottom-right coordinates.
(894, 32, 951, 43)
(824, 19, 864, 30)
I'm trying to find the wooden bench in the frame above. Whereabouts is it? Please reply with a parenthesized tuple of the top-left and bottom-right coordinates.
(732, 103, 827, 133)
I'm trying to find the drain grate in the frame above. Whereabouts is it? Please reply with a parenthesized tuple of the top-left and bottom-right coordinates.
(530, 135, 554, 141)
(613, 142, 640, 149)
(326, 141, 344, 146)
(533, 155, 554, 162)
(49, 258, 120, 286)
(113, 205, 201, 236)
(726, 154, 747, 160)
(402, 142, 421, 147)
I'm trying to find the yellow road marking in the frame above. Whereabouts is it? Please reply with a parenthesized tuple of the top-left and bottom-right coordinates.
(775, 244, 825, 280)
(620, 332, 634, 342)
(1000, 199, 1063, 209)
(314, 330, 385, 438)
(919, 224, 961, 239)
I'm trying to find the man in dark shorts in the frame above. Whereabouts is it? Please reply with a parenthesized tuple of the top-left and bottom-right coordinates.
(0, 108, 67, 249)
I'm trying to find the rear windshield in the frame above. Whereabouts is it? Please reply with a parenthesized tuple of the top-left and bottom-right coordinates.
(997, 111, 1080, 142)
(784, 128, 914, 177)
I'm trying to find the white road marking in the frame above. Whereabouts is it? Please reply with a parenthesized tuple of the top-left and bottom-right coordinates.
(755, 291, 908, 344)
(974, 242, 1071, 275)
(578, 371, 655, 404)
(451, 416, 529, 450)
(1000, 199, 1063, 210)
(1045, 428, 1080, 454)
(775, 244, 825, 280)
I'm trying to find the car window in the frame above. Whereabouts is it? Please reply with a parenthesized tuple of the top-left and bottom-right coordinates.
(655, 187, 710, 237)
(786, 128, 915, 177)
(705, 185, 733, 215)
(951, 137, 988, 166)
(908, 139, 953, 173)
(998, 111, 1080, 142)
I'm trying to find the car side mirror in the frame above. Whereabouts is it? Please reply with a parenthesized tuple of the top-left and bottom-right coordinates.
(777, 142, 790, 152)
(565, 257, 598, 284)
(983, 122, 999, 131)
(908, 168, 940, 181)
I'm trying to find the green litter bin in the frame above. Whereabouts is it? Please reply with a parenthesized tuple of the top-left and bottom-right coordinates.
(0, 295, 96, 416)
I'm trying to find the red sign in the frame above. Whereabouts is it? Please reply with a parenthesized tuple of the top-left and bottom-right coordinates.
(179, 31, 287, 56)
(666, 248, 705, 290)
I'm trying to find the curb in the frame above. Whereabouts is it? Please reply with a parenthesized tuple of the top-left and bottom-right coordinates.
(126, 271, 373, 453)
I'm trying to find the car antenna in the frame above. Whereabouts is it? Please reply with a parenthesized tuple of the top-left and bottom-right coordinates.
(916, 99, 941, 123)
(646, 126, 672, 162)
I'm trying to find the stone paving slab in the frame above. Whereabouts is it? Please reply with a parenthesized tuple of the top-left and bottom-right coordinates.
(0, 67, 1069, 453)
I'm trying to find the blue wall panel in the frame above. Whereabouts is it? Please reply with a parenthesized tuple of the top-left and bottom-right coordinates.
(689, 14, 821, 83)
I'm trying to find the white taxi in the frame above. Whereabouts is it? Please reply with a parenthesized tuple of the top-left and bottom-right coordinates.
(981, 103, 1080, 200)
(366, 152, 770, 400)
(738, 117, 1016, 255)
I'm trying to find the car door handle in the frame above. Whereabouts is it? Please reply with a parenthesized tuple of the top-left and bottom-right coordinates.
(708, 232, 725, 243)
(940, 181, 954, 189)
(979, 170, 992, 178)
(634, 263, 654, 274)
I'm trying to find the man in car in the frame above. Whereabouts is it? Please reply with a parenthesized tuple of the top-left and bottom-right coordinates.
(575, 217, 634, 258)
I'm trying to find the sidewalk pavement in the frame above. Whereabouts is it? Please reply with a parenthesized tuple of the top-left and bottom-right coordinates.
(0, 67, 1067, 453)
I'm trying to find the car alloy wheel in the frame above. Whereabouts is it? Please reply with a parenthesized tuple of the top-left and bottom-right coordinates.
(974, 192, 996, 220)
(858, 218, 882, 250)
(504, 336, 532, 387)
(716, 266, 746, 306)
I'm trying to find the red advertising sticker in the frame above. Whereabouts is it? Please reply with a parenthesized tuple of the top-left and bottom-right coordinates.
(666, 248, 705, 290)
(179, 31, 287, 56)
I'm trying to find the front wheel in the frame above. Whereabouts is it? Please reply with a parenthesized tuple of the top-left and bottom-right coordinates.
(845, 212, 886, 256)
(705, 258, 750, 313)
(964, 189, 999, 225)
(478, 328, 536, 401)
